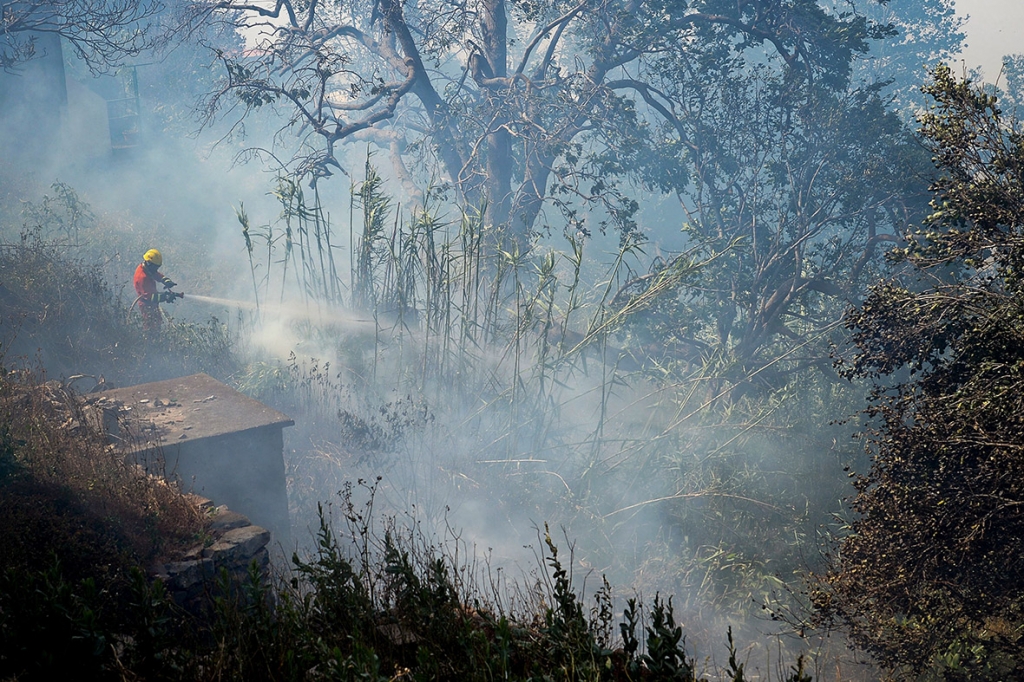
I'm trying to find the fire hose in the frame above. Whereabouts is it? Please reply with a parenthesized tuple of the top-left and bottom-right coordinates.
(127, 288, 185, 323)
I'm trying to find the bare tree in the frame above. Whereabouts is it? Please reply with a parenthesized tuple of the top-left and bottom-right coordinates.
(190, 0, 877, 245)
(1, 0, 164, 71)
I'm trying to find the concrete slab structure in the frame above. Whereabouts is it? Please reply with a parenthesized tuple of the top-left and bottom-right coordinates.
(90, 373, 293, 541)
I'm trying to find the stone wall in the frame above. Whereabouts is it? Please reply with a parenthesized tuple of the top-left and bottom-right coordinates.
(149, 496, 271, 608)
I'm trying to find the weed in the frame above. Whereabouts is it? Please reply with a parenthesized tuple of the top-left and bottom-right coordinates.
(0, 367, 207, 568)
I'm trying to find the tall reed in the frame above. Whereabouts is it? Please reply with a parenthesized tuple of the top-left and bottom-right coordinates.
(236, 163, 856, 664)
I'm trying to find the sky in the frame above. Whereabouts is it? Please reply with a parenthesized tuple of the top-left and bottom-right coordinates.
(954, 0, 1024, 78)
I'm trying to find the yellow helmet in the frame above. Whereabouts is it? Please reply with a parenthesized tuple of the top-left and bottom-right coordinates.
(143, 249, 163, 266)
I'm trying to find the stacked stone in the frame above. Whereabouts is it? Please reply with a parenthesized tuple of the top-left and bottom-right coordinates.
(149, 497, 272, 608)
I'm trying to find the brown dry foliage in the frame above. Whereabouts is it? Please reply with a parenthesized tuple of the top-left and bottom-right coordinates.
(0, 367, 208, 571)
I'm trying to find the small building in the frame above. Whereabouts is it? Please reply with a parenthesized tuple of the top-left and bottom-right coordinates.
(90, 373, 293, 542)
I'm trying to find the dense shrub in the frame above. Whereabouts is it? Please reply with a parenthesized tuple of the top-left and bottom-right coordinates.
(815, 66, 1024, 679)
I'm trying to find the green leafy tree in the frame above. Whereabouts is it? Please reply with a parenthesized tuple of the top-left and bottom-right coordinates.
(814, 64, 1024, 679)
(853, 0, 965, 114)
(188, 0, 885, 244)
(996, 53, 1024, 116)
(614, 54, 931, 398)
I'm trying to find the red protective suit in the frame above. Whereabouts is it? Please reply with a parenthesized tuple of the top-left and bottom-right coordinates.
(134, 262, 167, 332)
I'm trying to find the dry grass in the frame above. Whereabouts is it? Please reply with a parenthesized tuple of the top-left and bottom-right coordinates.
(0, 367, 208, 573)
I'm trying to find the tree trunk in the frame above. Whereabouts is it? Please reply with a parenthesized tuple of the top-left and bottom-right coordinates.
(480, 0, 516, 246)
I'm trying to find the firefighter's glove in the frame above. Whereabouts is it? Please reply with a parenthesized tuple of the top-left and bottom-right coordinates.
(159, 291, 178, 303)
(162, 279, 177, 289)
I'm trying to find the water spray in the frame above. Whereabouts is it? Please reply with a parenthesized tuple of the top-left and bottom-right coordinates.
(184, 293, 258, 311)
(185, 293, 376, 331)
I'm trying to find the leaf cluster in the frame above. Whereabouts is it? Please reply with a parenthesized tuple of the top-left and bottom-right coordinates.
(815, 66, 1024, 678)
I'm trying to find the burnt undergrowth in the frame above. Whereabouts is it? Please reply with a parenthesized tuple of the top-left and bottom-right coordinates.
(0, 228, 240, 388)
(0, 344, 816, 681)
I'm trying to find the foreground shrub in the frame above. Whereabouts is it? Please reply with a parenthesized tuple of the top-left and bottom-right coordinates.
(814, 66, 1024, 679)
(181, 490, 816, 682)
(1, 472, 817, 680)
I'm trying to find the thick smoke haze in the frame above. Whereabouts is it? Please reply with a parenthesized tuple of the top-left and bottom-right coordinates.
(955, 0, 1024, 76)
(7, 1, 1022, 676)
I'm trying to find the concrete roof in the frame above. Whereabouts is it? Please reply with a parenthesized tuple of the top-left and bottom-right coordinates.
(89, 373, 294, 446)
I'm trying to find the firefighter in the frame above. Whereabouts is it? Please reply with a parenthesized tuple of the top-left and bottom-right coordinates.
(133, 249, 179, 332)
